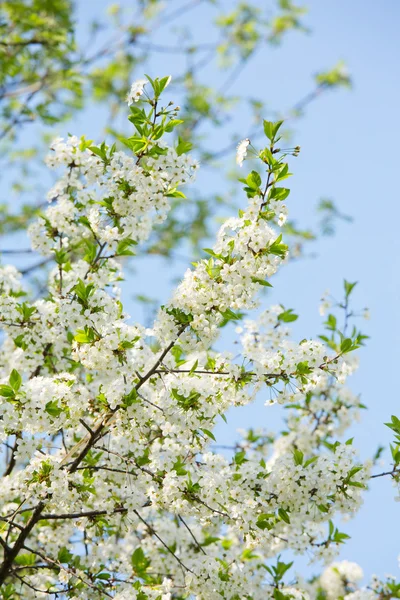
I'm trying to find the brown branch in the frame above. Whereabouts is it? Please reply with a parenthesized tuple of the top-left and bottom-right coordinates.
(153, 0, 205, 30)
(134, 41, 216, 54)
(156, 368, 231, 375)
(0, 537, 10, 553)
(0, 82, 43, 99)
(0, 248, 33, 254)
(0, 502, 45, 586)
(31, 342, 53, 378)
(22, 544, 113, 597)
(39, 506, 128, 520)
(187, 494, 230, 519)
(370, 468, 399, 479)
(20, 257, 53, 275)
(63, 323, 188, 471)
(178, 515, 206, 555)
(0, 82, 45, 141)
(2, 433, 21, 477)
(133, 509, 194, 574)
(0, 39, 51, 48)
(11, 571, 66, 595)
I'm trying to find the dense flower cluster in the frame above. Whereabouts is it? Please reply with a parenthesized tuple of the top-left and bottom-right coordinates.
(0, 77, 395, 599)
(29, 134, 196, 256)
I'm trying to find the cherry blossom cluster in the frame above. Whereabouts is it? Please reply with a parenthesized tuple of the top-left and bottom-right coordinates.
(299, 560, 399, 600)
(0, 76, 393, 600)
(28, 134, 197, 257)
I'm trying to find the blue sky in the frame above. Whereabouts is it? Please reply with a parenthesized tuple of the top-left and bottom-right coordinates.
(4, 0, 400, 582)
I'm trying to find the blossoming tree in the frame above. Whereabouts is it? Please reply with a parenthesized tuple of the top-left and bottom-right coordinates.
(0, 76, 399, 599)
(0, 0, 351, 264)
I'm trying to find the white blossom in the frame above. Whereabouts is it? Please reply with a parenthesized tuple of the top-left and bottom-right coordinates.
(0, 76, 385, 600)
(236, 137, 250, 166)
(126, 77, 148, 104)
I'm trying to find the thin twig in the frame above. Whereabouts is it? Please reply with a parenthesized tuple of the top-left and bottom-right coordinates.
(178, 515, 206, 555)
(133, 509, 194, 574)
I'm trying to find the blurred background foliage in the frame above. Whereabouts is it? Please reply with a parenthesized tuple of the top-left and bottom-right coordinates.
(0, 0, 352, 285)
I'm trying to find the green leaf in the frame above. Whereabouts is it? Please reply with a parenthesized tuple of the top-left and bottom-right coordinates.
(0, 385, 15, 398)
(123, 388, 139, 407)
(45, 401, 62, 418)
(385, 415, 400, 434)
(199, 428, 216, 442)
(219, 308, 244, 327)
(274, 589, 291, 600)
(74, 331, 91, 344)
(58, 547, 73, 563)
(259, 209, 276, 221)
(268, 234, 288, 258)
(73, 279, 95, 305)
(158, 74, 172, 93)
(15, 553, 36, 566)
(82, 240, 97, 264)
(89, 146, 107, 161)
(269, 187, 290, 201)
(176, 137, 193, 156)
(344, 279, 357, 299)
(348, 481, 366, 488)
(333, 531, 351, 543)
(278, 508, 291, 524)
(9, 369, 22, 392)
(201, 535, 220, 546)
(304, 456, 318, 468)
(234, 450, 247, 465)
(247, 170, 262, 190)
(251, 277, 273, 287)
(74, 326, 98, 344)
(325, 314, 337, 331)
(13, 334, 27, 351)
(96, 572, 111, 580)
(278, 309, 298, 323)
(340, 338, 353, 353)
(171, 388, 201, 411)
(119, 135, 148, 153)
(293, 448, 304, 466)
(274, 559, 293, 580)
(260, 147, 274, 164)
(173, 458, 187, 476)
(203, 248, 222, 259)
(274, 163, 292, 183)
(189, 359, 199, 376)
(263, 120, 274, 140)
(328, 520, 335, 537)
(166, 189, 186, 198)
(131, 547, 150, 575)
(296, 361, 312, 375)
(165, 118, 183, 132)
(116, 238, 137, 256)
(164, 306, 193, 325)
(272, 120, 284, 138)
(256, 513, 274, 530)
